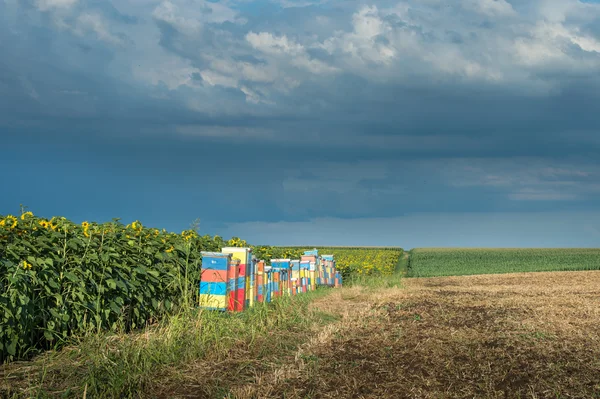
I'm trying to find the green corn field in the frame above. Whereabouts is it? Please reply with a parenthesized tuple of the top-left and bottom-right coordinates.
(407, 248, 600, 277)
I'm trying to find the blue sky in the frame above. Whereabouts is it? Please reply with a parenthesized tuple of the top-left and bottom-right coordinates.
(1, 0, 600, 248)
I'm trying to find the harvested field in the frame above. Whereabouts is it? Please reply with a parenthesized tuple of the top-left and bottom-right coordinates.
(223, 271, 600, 399)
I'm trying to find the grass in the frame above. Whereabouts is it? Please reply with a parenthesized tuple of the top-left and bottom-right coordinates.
(0, 288, 334, 399)
(407, 247, 600, 277)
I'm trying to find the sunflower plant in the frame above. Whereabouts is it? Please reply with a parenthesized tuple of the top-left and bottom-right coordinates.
(0, 211, 233, 362)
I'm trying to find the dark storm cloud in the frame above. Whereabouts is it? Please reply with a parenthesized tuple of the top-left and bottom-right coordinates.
(1, 0, 600, 245)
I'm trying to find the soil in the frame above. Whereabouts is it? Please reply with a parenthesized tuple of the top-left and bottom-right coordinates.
(217, 271, 600, 399)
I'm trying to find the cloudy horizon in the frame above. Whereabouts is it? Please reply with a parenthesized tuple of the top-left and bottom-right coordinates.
(2, 0, 600, 248)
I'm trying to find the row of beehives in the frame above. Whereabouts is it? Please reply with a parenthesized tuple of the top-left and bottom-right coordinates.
(199, 247, 343, 311)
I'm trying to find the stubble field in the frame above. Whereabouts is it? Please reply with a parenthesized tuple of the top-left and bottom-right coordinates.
(220, 270, 600, 398)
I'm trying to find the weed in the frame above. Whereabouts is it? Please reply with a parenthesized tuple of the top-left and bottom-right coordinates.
(0, 289, 332, 398)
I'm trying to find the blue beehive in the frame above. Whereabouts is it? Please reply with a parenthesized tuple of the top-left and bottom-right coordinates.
(264, 265, 272, 302)
(199, 252, 232, 311)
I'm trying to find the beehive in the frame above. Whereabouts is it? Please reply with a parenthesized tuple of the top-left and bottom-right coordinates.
(199, 252, 232, 311)
(221, 247, 253, 311)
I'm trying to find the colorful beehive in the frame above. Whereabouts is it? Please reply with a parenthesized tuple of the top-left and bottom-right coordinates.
(228, 258, 240, 311)
(264, 265, 272, 303)
(249, 255, 257, 307)
(300, 260, 310, 293)
(199, 252, 232, 311)
(301, 255, 317, 263)
(291, 260, 300, 294)
(303, 249, 319, 256)
(287, 261, 294, 295)
(290, 278, 298, 295)
(221, 247, 253, 311)
(256, 260, 265, 303)
(331, 259, 337, 287)
(334, 271, 343, 288)
(273, 268, 280, 298)
(271, 259, 292, 296)
(302, 255, 317, 291)
(321, 255, 335, 287)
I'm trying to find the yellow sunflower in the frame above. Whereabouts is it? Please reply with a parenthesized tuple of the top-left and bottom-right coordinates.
(4, 215, 18, 229)
(20, 211, 34, 220)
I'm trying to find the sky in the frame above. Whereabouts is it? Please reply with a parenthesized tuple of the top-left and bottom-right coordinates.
(1, 0, 600, 249)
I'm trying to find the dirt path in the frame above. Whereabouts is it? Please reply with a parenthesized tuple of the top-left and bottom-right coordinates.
(223, 271, 600, 399)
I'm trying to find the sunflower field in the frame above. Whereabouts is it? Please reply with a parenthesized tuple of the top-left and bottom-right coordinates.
(250, 246, 304, 263)
(253, 246, 403, 278)
(0, 212, 239, 362)
(316, 247, 402, 277)
(1, 210, 402, 362)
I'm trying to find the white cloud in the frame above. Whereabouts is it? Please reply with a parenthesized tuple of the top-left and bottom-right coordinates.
(132, 54, 201, 90)
(464, 0, 516, 17)
(290, 56, 338, 74)
(311, 1, 600, 86)
(200, 69, 238, 88)
(572, 34, 600, 53)
(321, 5, 396, 67)
(275, 0, 328, 8)
(315, 15, 330, 25)
(240, 85, 274, 104)
(76, 13, 124, 45)
(152, 1, 201, 34)
(194, 57, 290, 102)
(152, 0, 239, 35)
(246, 31, 339, 75)
(35, 0, 78, 12)
(352, 5, 385, 38)
(536, 0, 578, 23)
(514, 21, 600, 68)
(240, 62, 278, 83)
(246, 31, 305, 56)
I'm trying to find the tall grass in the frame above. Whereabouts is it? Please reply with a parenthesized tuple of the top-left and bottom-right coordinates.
(1, 289, 332, 399)
(408, 248, 600, 277)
